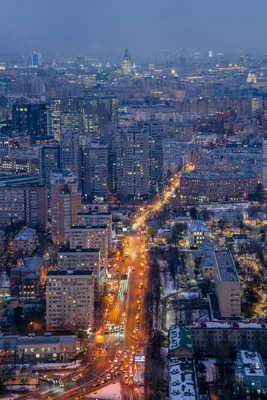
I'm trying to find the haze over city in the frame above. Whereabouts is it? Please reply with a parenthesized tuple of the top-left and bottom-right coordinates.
(1, 2, 267, 400)
(2, 0, 267, 58)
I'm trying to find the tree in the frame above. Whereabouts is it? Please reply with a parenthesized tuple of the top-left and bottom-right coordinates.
(200, 209, 213, 222)
(190, 207, 198, 220)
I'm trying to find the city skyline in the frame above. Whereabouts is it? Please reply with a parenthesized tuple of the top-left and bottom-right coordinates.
(2, 0, 267, 59)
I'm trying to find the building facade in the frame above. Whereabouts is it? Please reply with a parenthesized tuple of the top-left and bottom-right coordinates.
(46, 270, 94, 331)
(51, 172, 81, 244)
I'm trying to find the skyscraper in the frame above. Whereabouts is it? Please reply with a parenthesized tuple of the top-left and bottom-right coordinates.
(51, 171, 81, 244)
(115, 123, 149, 198)
(31, 51, 42, 67)
(60, 128, 79, 176)
(50, 97, 118, 142)
(79, 143, 108, 201)
(115, 121, 164, 198)
(39, 143, 61, 188)
(144, 120, 164, 190)
(122, 48, 132, 74)
(12, 104, 49, 144)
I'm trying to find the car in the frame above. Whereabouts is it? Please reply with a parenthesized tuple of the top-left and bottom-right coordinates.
(114, 358, 119, 363)
(72, 373, 82, 382)
(47, 357, 57, 363)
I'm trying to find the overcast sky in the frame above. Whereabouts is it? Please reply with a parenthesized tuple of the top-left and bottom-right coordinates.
(1, 0, 266, 59)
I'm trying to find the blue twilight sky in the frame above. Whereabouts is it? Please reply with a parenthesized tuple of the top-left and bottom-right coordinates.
(1, 0, 267, 59)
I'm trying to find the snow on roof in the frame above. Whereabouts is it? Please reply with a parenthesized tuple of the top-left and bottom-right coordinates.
(169, 357, 197, 400)
(14, 228, 36, 241)
(191, 321, 267, 329)
(188, 220, 209, 233)
(85, 382, 122, 399)
(239, 350, 265, 377)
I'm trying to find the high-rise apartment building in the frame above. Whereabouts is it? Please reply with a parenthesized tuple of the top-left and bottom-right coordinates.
(0, 185, 47, 230)
(57, 247, 100, 297)
(0, 136, 10, 159)
(79, 143, 108, 200)
(60, 112, 83, 134)
(77, 211, 112, 248)
(50, 97, 117, 142)
(46, 270, 94, 331)
(144, 120, 164, 189)
(39, 143, 61, 188)
(100, 123, 118, 192)
(12, 104, 49, 144)
(51, 172, 81, 244)
(115, 123, 149, 198)
(213, 250, 241, 318)
(68, 225, 108, 269)
(60, 128, 79, 176)
(115, 121, 164, 198)
(262, 138, 267, 190)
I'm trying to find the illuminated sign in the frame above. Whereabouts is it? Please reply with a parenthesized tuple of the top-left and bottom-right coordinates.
(134, 355, 145, 363)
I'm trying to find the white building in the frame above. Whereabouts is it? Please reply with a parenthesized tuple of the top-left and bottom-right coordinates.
(188, 220, 210, 248)
(46, 270, 94, 331)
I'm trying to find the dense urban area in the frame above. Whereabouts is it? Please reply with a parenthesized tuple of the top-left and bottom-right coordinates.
(1, 46, 267, 400)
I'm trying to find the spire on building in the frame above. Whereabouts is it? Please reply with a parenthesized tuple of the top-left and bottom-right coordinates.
(122, 48, 132, 74)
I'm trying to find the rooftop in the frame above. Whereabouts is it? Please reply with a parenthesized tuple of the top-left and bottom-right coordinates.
(214, 250, 239, 282)
(168, 324, 193, 353)
(181, 171, 256, 180)
(190, 321, 267, 329)
(70, 225, 108, 230)
(47, 270, 93, 277)
(58, 247, 100, 254)
(0, 334, 77, 350)
(14, 228, 36, 241)
(238, 350, 265, 377)
(169, 357, 197, 400)
(188, 220, 210, 233)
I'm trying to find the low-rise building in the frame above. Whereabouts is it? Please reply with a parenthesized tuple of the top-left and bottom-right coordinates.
(188, 220, 210, 248)
(236, 350, 267, 397)
(0, 333, 78, 362)
(213, 250, 241, 318)
(168, 324, 193, 358)
(190, 321, 267, 356)
(12, 228, 38, 256)
(10, 256, 45, 299)
(180, 171, 258, 203)
(168, 325, 197, 400)
(46, 270, 94, 332)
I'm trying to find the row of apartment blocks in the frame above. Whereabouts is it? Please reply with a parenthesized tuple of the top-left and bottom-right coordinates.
(46, 171, 113, 332)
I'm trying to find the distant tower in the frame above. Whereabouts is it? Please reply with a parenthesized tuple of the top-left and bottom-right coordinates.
(122, 48, 132, 74)
(31, 51, 42, 67)
(247, 71, 257, 84)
